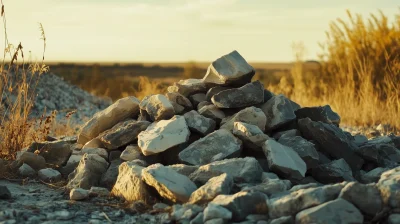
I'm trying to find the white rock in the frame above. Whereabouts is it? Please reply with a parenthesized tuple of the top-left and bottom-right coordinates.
(140, 94, 175, 121)
(70, 188, 89, 201)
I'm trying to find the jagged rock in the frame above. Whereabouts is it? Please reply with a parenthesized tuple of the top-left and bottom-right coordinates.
(232, 122, 270, 151)
(97, 120, 151, 150)
(261, 94, 297, 131)
(179, 129, 242, 165)
(165, 92, 193, 114)
(67, 154, 109, 189)
(169, 164, 199, 177)
(206, 86, 231, 102)
(197, 101, 212, 110)
(168, 79, 208, 97)
(211, 81, 264, 108)
(361, 167, 389, 184)
(184, 110, 216, 136)
(189, 173, 233, 204)
(59, 154, 83, 176)
(273, 129, 300, 140)
(89, 187, 110, 197)
(295, 198, 363, 224)
(242, 179, 292, 197)
(189, 157, 263, 186)
(38, 168, 62, 182)
(120, 145, 159, 165)
(312, 159, 355, 184)
(100, 159, 122, 189)
(138, 115, 190, 156)
(198, 105, 226, 122)
(17, 151, 46, 171)
(203, 203, 232, 222)
(278, 136, 319, 169)
(0, 186, 11, 199)
(69, 188, 89, 201)
(339, 182, 382, 217)
(355, 143, 400, 168)
(318, 152, 332, 164)
(262, 139, 307, 180)
(202, 50, 255, 87)
(78, 96, 140, 145)
(18, 163, 36, 177)
(298, 118, 364, 170)
(30, 140, 72, 167)
(171, 204, 203, 221)
(140, 94, 175, 121)
(220, 106, 266, 132)
(377, 167, 400, 208)
(190, 93, 207, 108)
(81, 148, 108, 160)
(111, 161, 152, 202)
(142, 164, 198, 203)
(211, 191, 268, 221)
(353, 134, 368, 146)
(295, 105, 340, 126)
(290, 183, 321, 192)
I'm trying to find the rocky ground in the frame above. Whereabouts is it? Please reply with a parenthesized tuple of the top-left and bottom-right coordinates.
(1, 50, 400, 224)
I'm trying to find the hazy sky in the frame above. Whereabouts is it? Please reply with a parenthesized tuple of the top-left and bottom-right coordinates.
(3, 0, 399, 62)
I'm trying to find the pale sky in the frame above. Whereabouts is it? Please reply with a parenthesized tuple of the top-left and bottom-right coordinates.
(2, 0, 399, 62)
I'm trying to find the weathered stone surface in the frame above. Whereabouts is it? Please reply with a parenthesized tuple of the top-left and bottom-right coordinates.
(34, 140, 72, 167)
(361, 167, 389, 184)
(69, 188, 89, 201)
(89, 187, 110, 197)
(198, 105, 226, 122)
(272, 129, 300, 140)
(211, 191, 268, 221)
(203, 203, 232, 222)
(261, 94, 297, 131)
(168, 79, 208, 97)
(119, 145, 159, 165)
(353, 134, 368, 146)
(206, 86, 231, 102)
(97, 120, 151, 150)
(312, 159, 355, 184)
(298, 118, 364, 170)
(377, 167, 400, 208)
(17, 151, 46, 171)
(242, 179, 292, 197)
(169, 164, 199, 177)
(140, 94, 175, 121)
(262, 139, 306, 180)
(184, 110, 216, 136)
(190, 93, 207, 108)
(142, 164, 197, 203)
(355, 143, 400, 168)
(295, 105, 340, 126)
(211, 81, 264, 109)
(189, 173, 233, 204)
(278, 136, 319, 169)
(18, 163, 36, 177)
(268, 183, 344, 218)
(339, 182, 382, 216)
(232, 122, 270, 151)
(81, 148, 108, 160)
(67, 154, 109, 190)
(220, 106, 266, 132)
(78, 96, 140, 145)
(38, 168, 62, 182)
(171, 204, 203, 222)
(111, 161, 152, 202)
(100, 159, 122, 189)
(165, 92, 193, 115)
(59, 154, 83, 177)
(197, 101, 212, 110)
(82, 137, 104, 150)
(203, 50, 255, 87)
(0, 186, 11, 199)
(179, 129, 242, 165)
(295, 198, 363, 224)
(138, 116, 190, 156)
(269, 216, 294, 224)
(189, 157, 263, 186)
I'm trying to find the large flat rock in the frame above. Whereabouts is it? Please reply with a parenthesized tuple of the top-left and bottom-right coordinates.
(211, 81, 264, 108)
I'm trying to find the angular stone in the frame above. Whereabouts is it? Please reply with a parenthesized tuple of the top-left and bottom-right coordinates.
(35, 140, 72, 167)
(203, 50, 255, 87)
(138, 115, 190, 156)
(268, 183, 344, 218)
(0, 186, 11, 199)
(78, 96, 140, 145)
(211, 81, 264, 109)
(89, 187, 110, 197)
(168, 79, 208, 97)
(211, 191, 268, 221)
(242, 179, 292, 197)
(220, 106, 266, 132)
(100, 159, 122, 190)
(261, 95, 297, 131)
(273, 129, 300, 140)
(355, 143, 400, 168)
(269, 216, 294, 224)
(169, 164, 199, 177)
(232, 122, 270, 151)
(278, 136, 319, 169)
(312, 159, 355, 184)
(295, 105, 340, 126)
(97, 120, 151, 150)
(69, 188, 89, 201)
(111, 161, 152, 202)
(142, 164, 198, 203)
(38, 168, 62, 182)
(179, 129, 242, 165)
(140, 94, 175, 121)
(339, 182, 382, 216)
(377, 167, 400, 208)
(18, 163, 36, 177)
(206, 86, 231, 102)
(59, 154, 83, 177)
(190, 93, 207, 108)
(165, 92, 193, 115)
(361, 167, 389, 184)
(67, 154, 109, 189)
(198, 105, 225, 122)
(295, 198, 363, 224)
(263, 139, 307, 180)
(203, 203, 232, 222)
(81, 148, 108, 160)
(17, 151, 46, 171)
(171, 204, 203, 221)
(184, 110, 216, 136)
(353, 134, 368, 146)
(189, 173, 233, 204)
(298, 118, 364, 171)
(189, 157, 263, 185)
(197, 101, 212, 110)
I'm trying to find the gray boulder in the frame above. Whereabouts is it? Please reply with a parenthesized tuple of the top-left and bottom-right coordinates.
(198, 105, 226, 122)
(377, 167, 400, 208)
(232, 122, 270, 151)
(38, 168, 62, 182)
(179, 129, 242, 165)
(203, 203, 232, 222)
(260, 94, 297, 131)
(139, 94, 175, 121)
(278, 136, 319, 169)
(206, 86, 231, 101)
(169, 164, 199, 177)
(18, 163, 36, 177)
(220, 106, 266, 132)
(81, 148, 108, 160)
(273, 129, 300, 140)
(312, 159, 355, 184)
(35, 140, 72, 167)
(168, 79, 208, 97)
(70, 188, 89, 201)
(361, 167, 389, 184)
(0, 186, 11, 199)
(355, 143, 400, 168)
(295, 105, 340, 126)
(59, 154, 83, 176)
(184, 110, 216, 136)
(197, 101, 212, 110)
(165, 92, 193, 114)
(190, 93, 207, 108)
(100, 159, 122, 189)
(17, 151, 46, 171)
(211, 81, 264, 108)
(189, 173, 233, 204)
(242, 179, 292, 197)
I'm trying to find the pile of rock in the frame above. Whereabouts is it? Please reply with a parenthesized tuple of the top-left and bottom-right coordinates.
(7, 50, 400, 224)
